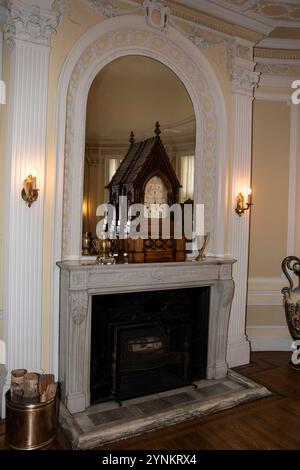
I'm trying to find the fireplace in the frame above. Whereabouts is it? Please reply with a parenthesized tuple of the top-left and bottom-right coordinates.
(91, 287, 210, 403)
(57, 259, 235, 413)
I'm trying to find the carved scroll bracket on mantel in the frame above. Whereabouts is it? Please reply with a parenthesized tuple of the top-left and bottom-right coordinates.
(57, 258, 236, 413)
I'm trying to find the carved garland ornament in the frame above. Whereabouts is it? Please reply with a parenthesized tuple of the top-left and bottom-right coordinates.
(62, 27, 219, 258)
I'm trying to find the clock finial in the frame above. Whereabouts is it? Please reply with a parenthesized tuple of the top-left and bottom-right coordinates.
(129, 131, 135, 146)
(155, 121, 161, 138)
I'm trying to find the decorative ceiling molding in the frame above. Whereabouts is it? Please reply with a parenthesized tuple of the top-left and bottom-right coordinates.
(255, 46, 300, 60)
(177, 0, 300, 35)
(255, 54, 300, 88)
(80, 0, 119, 17)
(255, 61, 300, 76)
(189, 32, 224, 49)
(194, 0, 300, 28)
(172, 0, 274, 35)
(258, 37, 300, 50)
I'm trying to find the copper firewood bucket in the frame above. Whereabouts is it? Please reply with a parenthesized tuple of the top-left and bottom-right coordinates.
(5, 391, 59, 450)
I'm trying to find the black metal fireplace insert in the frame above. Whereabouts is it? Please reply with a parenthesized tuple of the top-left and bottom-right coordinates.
(90, 286, 210, 404)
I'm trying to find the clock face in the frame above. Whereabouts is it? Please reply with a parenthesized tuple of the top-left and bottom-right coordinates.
(144, 176, 168, 217)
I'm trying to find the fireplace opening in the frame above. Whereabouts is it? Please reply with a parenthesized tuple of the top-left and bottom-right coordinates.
(91, 287, 210, 404)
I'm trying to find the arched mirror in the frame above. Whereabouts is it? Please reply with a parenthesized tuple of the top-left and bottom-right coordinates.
(82, 55, 196, 246)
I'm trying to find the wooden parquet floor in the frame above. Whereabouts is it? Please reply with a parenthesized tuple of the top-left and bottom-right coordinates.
(1, 352, 300, 450)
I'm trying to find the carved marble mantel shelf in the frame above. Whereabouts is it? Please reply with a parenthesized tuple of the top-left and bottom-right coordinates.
(57, 257, 236, 414)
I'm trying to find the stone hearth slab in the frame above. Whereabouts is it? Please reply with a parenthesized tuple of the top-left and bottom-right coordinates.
(59, 370, 271, 450)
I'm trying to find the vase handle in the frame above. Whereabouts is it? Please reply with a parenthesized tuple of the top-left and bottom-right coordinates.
(282, 256, 300, 292)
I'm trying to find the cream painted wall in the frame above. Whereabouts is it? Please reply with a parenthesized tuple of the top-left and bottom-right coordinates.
(249, 100, 290, 279)
(247, 98, 292, 345)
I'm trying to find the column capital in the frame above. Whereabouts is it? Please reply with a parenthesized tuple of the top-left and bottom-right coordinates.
(229, 38, 260, 97)
(231, 64, 260, 97)
(5, 0, 60, 46)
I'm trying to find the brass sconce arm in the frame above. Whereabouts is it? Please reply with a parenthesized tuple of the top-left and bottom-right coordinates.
(235, 191, 253, 216)
(21, 174, 39, 208)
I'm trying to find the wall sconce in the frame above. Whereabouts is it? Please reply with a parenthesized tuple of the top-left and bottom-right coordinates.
(235, 189, 252, 216)
(21, 170, 39, 208)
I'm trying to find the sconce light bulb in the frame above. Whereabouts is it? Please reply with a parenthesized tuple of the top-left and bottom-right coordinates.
(32, 168, 37, 178)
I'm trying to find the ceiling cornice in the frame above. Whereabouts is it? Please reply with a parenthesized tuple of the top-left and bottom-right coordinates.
(172, 0, 274, 35)
(255, 46, 300, 61)
(258, 37, 300, 50)
(167, 0, 264, 42)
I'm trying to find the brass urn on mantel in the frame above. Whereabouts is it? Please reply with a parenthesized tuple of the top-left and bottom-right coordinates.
(92, 237, 116, 265)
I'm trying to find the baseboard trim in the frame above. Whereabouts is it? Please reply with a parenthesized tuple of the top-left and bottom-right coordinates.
(249, 335, 292, 352)
(227, 340, 250, 368)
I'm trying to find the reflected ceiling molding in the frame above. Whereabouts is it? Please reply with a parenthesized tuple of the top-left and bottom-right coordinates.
(86, 115, 196, 144)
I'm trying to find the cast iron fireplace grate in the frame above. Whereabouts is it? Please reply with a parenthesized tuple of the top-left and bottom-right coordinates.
(91, 286, 210, 404)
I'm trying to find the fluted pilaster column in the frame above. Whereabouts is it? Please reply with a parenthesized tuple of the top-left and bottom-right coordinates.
(1, 0, 59, 417)
(227, 40, 260, 367)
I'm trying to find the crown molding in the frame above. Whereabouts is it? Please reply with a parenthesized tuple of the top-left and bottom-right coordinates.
(254, 91, 290, 102)
(171, 0, 274, 35)
(255, 47, 300, 61)
(258, 38, 300, 51)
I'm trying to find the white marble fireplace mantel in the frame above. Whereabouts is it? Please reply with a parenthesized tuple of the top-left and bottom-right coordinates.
(57, 258, 236, 414)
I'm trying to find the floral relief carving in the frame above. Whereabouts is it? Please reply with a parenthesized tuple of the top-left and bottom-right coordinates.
(70, 291, 88, 326)
(231, 64, 260, 95)
(81, 0, 119, 18)
(5, 0, 60, 46)
(62, 26, 218, 258)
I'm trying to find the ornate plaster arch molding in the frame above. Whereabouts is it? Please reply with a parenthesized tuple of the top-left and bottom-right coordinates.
(57, 14, 227, 260)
